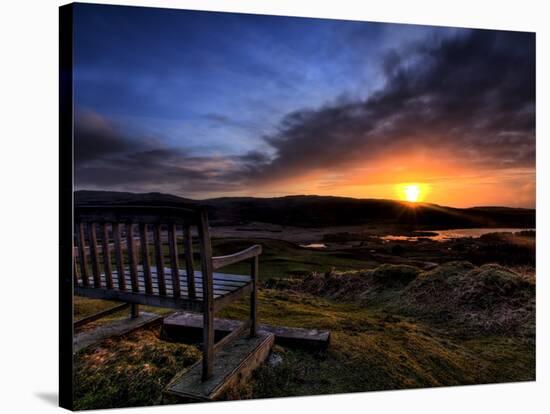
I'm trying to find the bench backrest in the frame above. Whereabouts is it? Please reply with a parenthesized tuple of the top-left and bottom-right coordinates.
(73, 205, 212, 300)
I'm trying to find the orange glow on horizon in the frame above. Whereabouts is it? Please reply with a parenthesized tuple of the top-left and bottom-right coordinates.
(230, 149, 535, 208)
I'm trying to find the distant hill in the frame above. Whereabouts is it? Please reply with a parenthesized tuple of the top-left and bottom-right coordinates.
(75, 190, 535, 229)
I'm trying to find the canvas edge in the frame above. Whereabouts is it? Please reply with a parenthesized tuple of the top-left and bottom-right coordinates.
(59, 2, 75, 411)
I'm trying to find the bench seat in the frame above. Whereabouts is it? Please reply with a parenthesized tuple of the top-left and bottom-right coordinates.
(75, 266, 252, 312)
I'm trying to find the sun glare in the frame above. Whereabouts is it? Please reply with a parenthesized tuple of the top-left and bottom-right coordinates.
(396, 183, 427, 203)
(405, 185, 420, 202)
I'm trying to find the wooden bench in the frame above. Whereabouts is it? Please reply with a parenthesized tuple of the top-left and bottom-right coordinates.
(73, 204, 261, 380)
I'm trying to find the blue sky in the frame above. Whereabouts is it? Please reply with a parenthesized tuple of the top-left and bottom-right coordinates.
(74, 5, 443, 155)
(73, 4, 535, 207)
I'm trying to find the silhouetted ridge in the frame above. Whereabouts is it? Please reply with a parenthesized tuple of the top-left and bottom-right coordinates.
(75, 190, 535, 228)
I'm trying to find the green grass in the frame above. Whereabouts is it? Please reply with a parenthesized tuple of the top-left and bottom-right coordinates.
(73, 286, 535, 408)
(211, 238, 371, 280)
(219, 289, 534, 399)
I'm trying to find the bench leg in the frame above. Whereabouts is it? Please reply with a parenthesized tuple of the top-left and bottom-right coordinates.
(250, 256, 258, 337)
(130, 304, 139, 319)
(202, 307, 214, 381)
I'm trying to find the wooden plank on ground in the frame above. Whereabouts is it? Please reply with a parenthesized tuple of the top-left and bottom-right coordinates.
(74, 303, 130, 329)
(164, 332, 274, 402)
(73, 311, 163, 353)
(163, 312, 331, 350)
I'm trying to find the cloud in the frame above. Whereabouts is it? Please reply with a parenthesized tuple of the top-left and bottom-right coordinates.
(244, 29, 535, 184)
(73, 110, 144, 163)
(74, 111, 248, 195)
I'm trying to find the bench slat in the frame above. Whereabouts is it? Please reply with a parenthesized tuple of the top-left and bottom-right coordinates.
(76, 223, 90, 287)
(97, 275, 238, 297)
(183, 225, 196, 299)
(99, 273, 245, 293)
(153, 224, 167, 296)
(126, 223, 140, 293)
(73, 257, 79, 286)
(112, 222, 126, 291)
(101, 223, 114, 289)
(168, 223, 181, 298)
(139, 223, 153, 294)
(87, 222, 102, 288)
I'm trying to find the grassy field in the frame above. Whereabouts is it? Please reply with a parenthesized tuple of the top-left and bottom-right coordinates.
(221, 290, 534, 399)
(211, 238, 375, 279)
(74, 288, 534, 408)
(73, 235, 535, 409)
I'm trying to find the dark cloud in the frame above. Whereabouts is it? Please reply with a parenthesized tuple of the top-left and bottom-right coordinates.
(74, 112, 247, 195)
(73, 111, 146, 163)
(245, 29, 535, 183)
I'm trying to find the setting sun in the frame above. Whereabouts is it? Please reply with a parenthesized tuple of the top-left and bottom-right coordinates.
(396, 183, 428, 203)
(405, 185, 420, 202)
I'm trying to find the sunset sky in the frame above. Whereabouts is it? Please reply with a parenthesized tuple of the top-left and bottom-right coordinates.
(73, 4, 535, 208)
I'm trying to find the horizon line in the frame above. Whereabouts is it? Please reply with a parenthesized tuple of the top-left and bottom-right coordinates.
(74, 188, 536, 211)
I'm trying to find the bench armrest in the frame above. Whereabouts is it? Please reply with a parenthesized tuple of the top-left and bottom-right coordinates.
(212, 245, 262, 270)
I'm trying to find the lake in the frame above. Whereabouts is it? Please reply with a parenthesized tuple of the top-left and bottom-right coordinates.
(381, 228, 535, 242)
(300, 243, 328, 249)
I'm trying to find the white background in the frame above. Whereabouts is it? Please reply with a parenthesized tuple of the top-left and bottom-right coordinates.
(0, 0, 547, 412)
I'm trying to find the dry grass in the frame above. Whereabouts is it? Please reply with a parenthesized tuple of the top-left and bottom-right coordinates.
(74, 327, 200, 410)
(269, 261, 535, 338)
(398, 262, 535, 337)
(218, 288, 534, 400)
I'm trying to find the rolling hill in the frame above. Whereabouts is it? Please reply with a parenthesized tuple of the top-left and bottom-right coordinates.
(74, 190, 535, 229)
